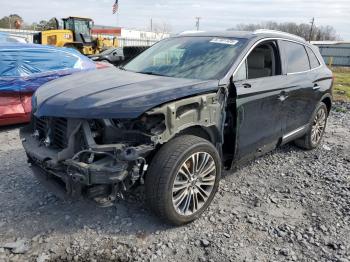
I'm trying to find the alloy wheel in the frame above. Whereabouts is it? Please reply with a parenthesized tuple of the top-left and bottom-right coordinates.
(311, 107, 327, 145)
(172, 152, 216, 216)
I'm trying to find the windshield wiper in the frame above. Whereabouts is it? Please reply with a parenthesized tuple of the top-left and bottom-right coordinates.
(137, 71, 167, 77)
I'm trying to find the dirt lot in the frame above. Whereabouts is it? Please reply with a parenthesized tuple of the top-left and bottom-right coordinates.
(0, 103, 349, 262)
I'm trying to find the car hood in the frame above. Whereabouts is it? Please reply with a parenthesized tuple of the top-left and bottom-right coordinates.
(33, 67, 219, 119)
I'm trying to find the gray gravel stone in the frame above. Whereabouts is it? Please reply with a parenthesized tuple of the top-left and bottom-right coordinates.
(2, 239, 30, 254)
(201, 239, 210, 247)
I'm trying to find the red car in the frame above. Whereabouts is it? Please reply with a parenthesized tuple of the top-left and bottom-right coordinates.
(0, 41, 99, 126)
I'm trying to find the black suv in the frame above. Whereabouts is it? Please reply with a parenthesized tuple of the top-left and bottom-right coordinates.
(21, 30, 333, 225)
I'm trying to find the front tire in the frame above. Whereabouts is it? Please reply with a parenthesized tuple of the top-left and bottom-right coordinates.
(294, 102, 328, 150)
(145, 135, 221, 225)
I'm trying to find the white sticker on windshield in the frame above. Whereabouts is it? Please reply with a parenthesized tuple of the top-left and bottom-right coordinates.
(210, 38, 238, 46)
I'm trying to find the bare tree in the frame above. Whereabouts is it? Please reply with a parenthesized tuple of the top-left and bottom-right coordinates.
(34, 18, 59, 31)
(0, 14, 23, 29)
(229, 21, 341, 41)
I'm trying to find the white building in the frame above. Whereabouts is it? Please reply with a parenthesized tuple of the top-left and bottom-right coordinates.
(121, 28, 169, 41)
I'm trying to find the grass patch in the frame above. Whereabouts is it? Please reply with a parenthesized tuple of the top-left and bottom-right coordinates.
(331, 67, 350, 102)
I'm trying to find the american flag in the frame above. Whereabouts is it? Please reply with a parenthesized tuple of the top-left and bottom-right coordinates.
(112, 0, 118, 14)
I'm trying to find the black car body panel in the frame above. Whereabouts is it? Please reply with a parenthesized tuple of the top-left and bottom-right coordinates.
(21, 30, 333, 205)
(33, 67, 219, 119)
(89, 47, 124, 64)
(89, 46, 149, 66)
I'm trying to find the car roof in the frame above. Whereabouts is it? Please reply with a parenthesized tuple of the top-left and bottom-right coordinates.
(177, 29, 307, 44)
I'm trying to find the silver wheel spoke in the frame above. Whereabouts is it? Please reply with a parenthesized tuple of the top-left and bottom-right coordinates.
(192, 191, 199, 212)
(192, 153, 198, 173)
(201, 174, 216, 182)
(197, 181, 215, 187)
(199, 162, 216, 178)
(179, 165, 192, 179)
(173, 180, 189, 193)
(181, 190, 192, 214)
(197, 154, 210, 174)
(174, 189, 188, 207)
(197, 176, 216, 186)
(196, 184, 210, 199)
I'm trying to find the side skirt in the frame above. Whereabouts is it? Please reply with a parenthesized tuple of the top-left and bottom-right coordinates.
(281, 124, 309, 145)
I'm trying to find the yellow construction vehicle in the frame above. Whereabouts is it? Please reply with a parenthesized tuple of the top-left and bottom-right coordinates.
(33, 17, 118, 55)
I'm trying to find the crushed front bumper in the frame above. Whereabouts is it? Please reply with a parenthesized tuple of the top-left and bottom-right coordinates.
(20, 122, 152, 199)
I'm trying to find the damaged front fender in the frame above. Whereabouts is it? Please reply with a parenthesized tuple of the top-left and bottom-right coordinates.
(146, 89, 227, 146)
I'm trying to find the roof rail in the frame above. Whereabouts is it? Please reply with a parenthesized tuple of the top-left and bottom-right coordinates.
(253, 29, 305, 42)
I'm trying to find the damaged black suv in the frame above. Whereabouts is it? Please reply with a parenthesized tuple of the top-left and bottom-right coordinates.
(21, 30, 333, 225)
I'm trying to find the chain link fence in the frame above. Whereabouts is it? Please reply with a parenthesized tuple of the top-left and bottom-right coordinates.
(117, 37, 158, 47)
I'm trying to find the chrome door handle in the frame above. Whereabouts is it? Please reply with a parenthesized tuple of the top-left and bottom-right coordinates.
(313, 84, 320, 90)
(278, 95, 288, 102)
(278, 91, 288, 102)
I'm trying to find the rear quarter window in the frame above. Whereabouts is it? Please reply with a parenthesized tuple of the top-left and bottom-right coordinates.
(282, 41, 310, 73)
(306, 46, 321, 69)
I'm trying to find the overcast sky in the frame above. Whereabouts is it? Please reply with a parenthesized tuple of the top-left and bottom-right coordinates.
(2, 0, 350, 39)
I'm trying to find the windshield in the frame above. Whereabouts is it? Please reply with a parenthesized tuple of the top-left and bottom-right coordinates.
(124, 36, 247, 80)
(74, 20, 90, 36)
(64, 19, 90, 36)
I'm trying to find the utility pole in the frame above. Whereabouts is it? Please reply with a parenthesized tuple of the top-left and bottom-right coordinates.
(150, 18, 153, 32)
(195, 17, 201, 31)
(308, 17, 315, 42)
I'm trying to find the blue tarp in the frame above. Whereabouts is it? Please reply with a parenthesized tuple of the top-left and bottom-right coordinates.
(0, 41, 96, 93)
(0, 32, 25, 43)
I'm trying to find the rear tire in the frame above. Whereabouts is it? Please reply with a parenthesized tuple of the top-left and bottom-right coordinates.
(145, 135, 221, 225)
(294, 102, 328, 150)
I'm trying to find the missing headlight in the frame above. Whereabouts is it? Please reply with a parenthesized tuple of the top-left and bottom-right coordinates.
(112, 114, 165, 135)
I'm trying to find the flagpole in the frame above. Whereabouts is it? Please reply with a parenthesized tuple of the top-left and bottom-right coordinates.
(117, 11, 119, 27)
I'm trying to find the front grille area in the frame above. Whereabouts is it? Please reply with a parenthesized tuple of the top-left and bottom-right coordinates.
(34, 117, 68, 149)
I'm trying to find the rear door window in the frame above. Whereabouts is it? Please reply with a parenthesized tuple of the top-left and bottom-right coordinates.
(282, 41, 310, 73)
(306, 47, 321, 69)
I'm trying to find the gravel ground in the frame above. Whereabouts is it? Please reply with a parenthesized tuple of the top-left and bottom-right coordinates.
(0, 103, 349, 262)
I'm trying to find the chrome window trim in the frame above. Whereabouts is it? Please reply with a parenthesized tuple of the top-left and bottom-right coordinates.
(230, 37, 322, 80)
(253, 29, 306, 43)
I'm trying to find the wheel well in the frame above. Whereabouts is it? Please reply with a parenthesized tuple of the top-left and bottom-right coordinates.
(321, 97, 332, 114)
(178, 126, 213, 143)
(145, 126, 216, 169)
